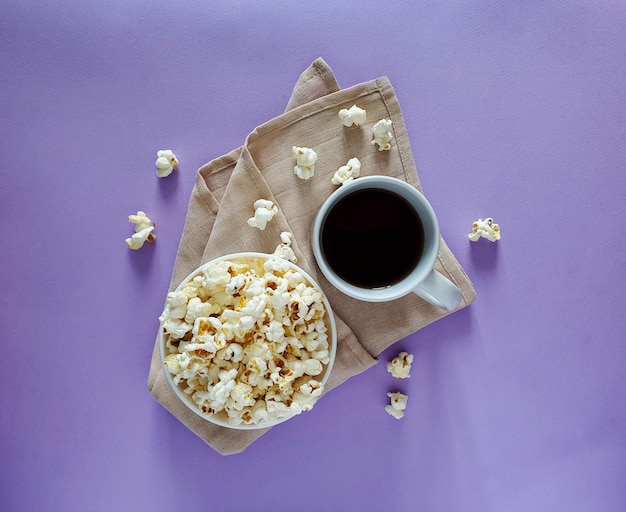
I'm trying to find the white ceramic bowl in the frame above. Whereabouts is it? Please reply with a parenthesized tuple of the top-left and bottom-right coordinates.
(158, 252, 337, 430)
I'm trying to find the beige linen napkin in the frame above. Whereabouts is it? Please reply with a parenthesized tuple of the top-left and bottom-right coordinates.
(148, 58, 476, 455)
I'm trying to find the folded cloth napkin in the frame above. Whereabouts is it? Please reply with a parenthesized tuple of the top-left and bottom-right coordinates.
(148, 58, 476, 455)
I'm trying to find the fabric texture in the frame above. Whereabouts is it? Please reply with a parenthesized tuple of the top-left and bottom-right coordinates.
(148, 58, 476, 455)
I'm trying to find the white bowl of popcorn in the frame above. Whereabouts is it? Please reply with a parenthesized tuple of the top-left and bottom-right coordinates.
(158, 252, 337, 430)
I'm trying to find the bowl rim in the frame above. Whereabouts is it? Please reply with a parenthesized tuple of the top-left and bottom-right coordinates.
(158, 251, 338, 430)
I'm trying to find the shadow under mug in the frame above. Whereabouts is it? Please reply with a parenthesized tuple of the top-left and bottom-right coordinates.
(312, 176, 463, 311)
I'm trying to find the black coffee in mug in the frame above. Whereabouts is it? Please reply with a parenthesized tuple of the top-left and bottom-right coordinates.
(320, 188, 424, 288)
(313, 176, 462, 309)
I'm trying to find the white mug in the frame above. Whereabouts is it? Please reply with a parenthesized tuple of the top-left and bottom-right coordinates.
(312, 176, 463, 311)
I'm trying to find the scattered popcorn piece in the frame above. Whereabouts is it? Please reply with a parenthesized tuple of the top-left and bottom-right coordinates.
(338, 104, 367, 127)
(247, 199, 278, 230)
(386, 351, 413, 379)
(160, 255, 332, 426)
(125, 210, 155, 250)
(331, 157, 361, 186)
(292, 146, 318, 180)
(371, 119, 394, 151)
(468, 217, 501, 242)
(273, 232, 297, 263)
(385, 392, 408, 420)
(155, 149, 178, 178)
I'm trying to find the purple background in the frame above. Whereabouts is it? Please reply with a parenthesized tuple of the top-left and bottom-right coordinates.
(1, 1, 625, 511)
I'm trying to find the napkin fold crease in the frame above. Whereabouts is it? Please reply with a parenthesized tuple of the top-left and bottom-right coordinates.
(148, 58, 476, 455)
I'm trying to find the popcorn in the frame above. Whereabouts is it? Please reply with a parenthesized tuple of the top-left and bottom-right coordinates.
(155, 149, 178, 178)
(192, 316, 227, 355)
(160, 317, 191, 340)
(273, 232, 297, 263)
(338, 104, 367, 127)
(227, 382, 255, 411)
(217, 343, 244, 363)
(468, 217, 501, 242)
(184, 296, 220, 324)
(331, 157, 361, 186)
(386, 351, 413, 379)
(292, 146, 318, 180)
(371, 119, 394, 151)
(264, 319, 286, 342)
(385, 392, 408, 420)
(125, 210, 155, 250)
(249, 400, 270, 424)
(160, 256, 332, 426)
(208, 369, 238, 409)
(293, 379, 323, 411)
(247, 199, 278, 230)
(302, 358, 323, 376)
(162, 290, 188, 319)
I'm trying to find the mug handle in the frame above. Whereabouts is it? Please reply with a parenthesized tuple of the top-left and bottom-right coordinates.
(412, 270, 463, 311)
